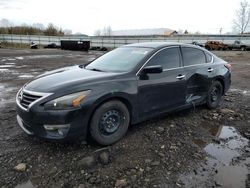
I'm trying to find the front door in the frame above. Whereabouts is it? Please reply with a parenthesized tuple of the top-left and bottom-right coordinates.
(137, 46, 186, 117)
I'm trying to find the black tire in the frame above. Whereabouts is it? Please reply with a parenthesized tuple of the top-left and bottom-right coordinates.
(241, 46, 246, 51)
(90, 100, 130, 145)
(206, 81, 223, 109)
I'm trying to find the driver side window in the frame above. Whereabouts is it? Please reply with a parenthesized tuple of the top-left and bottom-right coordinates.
(147, 47, 181, 70)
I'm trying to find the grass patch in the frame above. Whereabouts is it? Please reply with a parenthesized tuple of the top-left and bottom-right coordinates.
(0, 41, 43, 49)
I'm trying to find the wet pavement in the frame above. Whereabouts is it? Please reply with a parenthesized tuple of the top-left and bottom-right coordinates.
(180, 126, 250, 187)
(15, 180, 35, 188)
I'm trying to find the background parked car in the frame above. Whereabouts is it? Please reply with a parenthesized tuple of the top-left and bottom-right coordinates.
(44, 43, 61, 49)
(227, 40, 250, 51)
(205, 41, 228, 51)
(60, 40, 90, 51)
(90, 46, 108, 51)
(30, 42, 38, 49)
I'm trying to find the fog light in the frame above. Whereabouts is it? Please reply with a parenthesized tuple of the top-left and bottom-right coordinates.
(44, 124, 70, 131)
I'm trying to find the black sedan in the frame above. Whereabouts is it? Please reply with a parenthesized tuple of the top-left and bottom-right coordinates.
(16, 42, 231, 145)
(44, 43, 61, 49)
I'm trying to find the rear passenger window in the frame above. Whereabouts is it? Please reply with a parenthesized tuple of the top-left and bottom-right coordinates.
(205, 52, 212, 63)
(147, 47, 180, 69)
(182, 47, 206, 66)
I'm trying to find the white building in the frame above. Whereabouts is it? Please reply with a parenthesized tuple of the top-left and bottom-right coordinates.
(111, 28, 177, 36)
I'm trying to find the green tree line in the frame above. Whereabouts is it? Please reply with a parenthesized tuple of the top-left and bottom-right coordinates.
(0, 23, 64, 36)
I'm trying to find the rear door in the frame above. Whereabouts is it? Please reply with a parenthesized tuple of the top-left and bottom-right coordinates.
(137, 46, 186, 117)
(181, 47, 214, 104)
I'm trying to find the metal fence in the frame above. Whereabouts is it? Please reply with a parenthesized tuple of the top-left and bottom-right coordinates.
(1, 34, 250, 48)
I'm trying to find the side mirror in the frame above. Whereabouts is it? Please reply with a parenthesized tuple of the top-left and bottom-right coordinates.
(142, 65, 163, 74)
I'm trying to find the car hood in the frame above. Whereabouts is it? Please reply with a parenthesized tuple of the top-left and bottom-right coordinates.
(24, 65, 120, 93)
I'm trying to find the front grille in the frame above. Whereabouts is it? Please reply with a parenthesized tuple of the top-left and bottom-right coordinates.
(18, 91, 42, 110)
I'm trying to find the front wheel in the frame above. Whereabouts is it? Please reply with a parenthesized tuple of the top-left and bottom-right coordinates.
(206, 81, 223, 109)
(90, 100, 130, 145)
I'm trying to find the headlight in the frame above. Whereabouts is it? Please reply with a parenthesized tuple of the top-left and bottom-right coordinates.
(44, 90, 91, 110)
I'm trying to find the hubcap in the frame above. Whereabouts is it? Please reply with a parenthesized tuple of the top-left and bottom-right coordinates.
(211, 87, 219, 102)
(99, 109, 123, 135)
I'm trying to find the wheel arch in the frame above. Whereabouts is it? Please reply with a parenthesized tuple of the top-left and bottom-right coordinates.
(240, 45, 246, 50)
(213, 77, 225, 94)
(87, 93, 134, 132)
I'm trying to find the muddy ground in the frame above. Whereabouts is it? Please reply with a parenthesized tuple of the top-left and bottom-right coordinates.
(0, 48, 249, 188)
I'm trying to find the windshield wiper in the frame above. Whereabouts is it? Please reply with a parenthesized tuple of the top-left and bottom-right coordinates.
(79, 64, 85, 68)
(87, 68, 104, 72)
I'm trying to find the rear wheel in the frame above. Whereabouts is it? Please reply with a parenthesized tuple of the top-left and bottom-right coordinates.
(206, 81, 223, 109)
(90, 100, 130, 145)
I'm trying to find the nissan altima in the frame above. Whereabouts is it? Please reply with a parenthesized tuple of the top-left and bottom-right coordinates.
(16, 42, 231, 145)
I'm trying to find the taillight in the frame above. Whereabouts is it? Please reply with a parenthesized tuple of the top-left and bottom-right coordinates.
(224, 63, 232, 72)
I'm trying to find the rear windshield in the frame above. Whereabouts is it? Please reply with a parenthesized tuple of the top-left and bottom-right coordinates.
(85, 47, 152, 72)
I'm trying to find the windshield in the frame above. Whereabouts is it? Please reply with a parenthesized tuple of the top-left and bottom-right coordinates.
(85, 47, 152, 72)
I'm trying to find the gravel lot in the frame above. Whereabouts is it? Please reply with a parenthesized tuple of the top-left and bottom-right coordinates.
(0, 48, 250, 188)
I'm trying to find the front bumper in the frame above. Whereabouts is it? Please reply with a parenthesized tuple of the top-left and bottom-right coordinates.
(17, 115, 34, 135)
(16, 104, 90, 141)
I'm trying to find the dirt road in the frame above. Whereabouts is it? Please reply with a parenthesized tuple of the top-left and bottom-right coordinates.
(0, 49, 249, 188)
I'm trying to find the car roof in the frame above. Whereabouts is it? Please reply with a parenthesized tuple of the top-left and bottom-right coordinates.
(123, 42, 196, 49)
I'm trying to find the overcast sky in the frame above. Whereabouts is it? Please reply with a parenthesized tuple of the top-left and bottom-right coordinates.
(0, 0, 244, 35)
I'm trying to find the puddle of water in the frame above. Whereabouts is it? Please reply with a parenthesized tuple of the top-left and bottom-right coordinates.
(25, 55, 62, 59)
(0, 69, 18, 74)
(15, 180, 35, 188)
(18, 75, 34, 78)
(0, 84, 18, 107)
(0, 65, 14, 68)
(205, 143, 240, 164)
(215, 162, 249, 188)
(180, 126, 249, 187)
(204, 126, 248, 164)
(230, 88, 250, 96)
(5, 62, 16, 65)
(16, 57, 24, 60)
(15, 65, 28, 68)
(0, 69, 10, 72)
(1, 57, 23, 62)
(7, 58, 16, 61)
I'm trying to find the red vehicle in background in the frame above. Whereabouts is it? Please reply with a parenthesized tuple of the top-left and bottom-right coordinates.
(205, 41, 228, 51)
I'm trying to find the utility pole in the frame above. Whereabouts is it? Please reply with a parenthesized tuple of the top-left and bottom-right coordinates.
(220, 28, 222, 35)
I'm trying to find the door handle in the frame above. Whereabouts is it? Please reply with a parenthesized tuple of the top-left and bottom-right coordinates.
(176, 74, 185, 79)
(207, 68, 214, 72)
